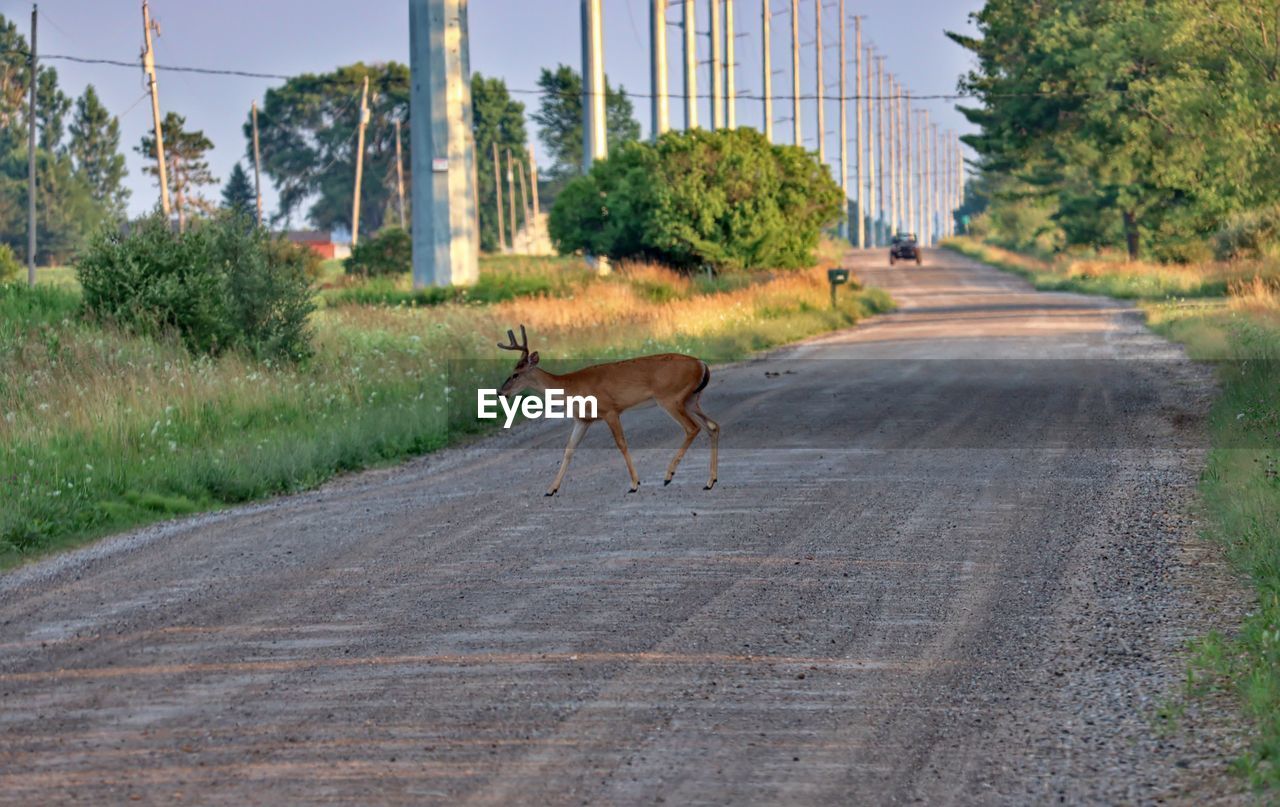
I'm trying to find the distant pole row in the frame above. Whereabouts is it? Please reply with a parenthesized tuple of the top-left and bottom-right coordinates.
(625, 1, 967, 249)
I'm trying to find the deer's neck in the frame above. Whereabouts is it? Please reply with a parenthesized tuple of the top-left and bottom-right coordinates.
(525, 366, 563, 392)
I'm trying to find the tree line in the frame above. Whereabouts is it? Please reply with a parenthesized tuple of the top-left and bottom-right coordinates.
(1, 8, 641, 266)
(952, 0, 1280, 261)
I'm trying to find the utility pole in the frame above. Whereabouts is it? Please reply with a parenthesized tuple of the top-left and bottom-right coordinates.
(684, 0, 697, 129)
(864, 45, 876, 247)
(853, 16, 863, 248)
(351, 75, 370, 247)
(409, 0, 478, 287)
(875, 55, 886, 244)
(251, 100, 264, 227)
(582, 0, 610, 274)
(926, 113, 936, 247)
(889, 75, 901, 238)
(761, 0, 771, 141)
(491, 143, 506, 251)
(26, 4, 36, 287)
(710, 0, 722, 129)
(930, 123, 939, 244)
(904, 91, 913, 237)
(837, 0, 847, 241)
(790, 0, 800, 146)
(725, 0, 735, 128)
(516, 157, 531, 252)
(916, 109, 926, 245)
(651, 0, 669, 137)
(814, 0, 824, 164)
(506, 148, 518, 250)
(393, 118, 406, 229)
(529, 141, 541, 220)
(141, 0, 170, 221)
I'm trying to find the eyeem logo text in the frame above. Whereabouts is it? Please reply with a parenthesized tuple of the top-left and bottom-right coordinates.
(477, 389, 598, 428)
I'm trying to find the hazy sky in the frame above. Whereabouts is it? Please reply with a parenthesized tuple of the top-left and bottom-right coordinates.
(4, 0, 983, 221)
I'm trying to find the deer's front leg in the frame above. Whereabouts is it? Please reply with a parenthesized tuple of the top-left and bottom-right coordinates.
(603, 412, 641, 493)
(547, 419, 590, 496)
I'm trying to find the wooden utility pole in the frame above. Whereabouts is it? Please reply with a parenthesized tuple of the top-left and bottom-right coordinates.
(528, 141, 541, 220)
(761, 0, 771, 141)
(916, 109, 926, 244)
(491, 142, 506, 251)
(26, 4, 36, 287)
(931, 123, 940, 244)
(837, 0, 847, 240)
(351, 75, 370, 247)
(515, 158, 531, 252)
(814, 0, 823, 163)
(394, 118, 406, 228)
(790, 0, 800, 145)
(725, 0, 735, 128)
(853, 16, 863, 248)
(251, 100, 264, 226)
(904, 91, 913, 236)
(141, 1, 170, 221)
(505, 148, 518, 252)
(710, 0, 722, 129)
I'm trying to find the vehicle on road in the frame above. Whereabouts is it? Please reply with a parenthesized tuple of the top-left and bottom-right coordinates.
(890, 233, 922, 266)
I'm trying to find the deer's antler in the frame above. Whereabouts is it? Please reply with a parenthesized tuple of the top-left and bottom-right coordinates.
(497, 324, 529, 358)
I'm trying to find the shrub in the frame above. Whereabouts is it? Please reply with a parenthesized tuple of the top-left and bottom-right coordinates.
(77, 215, 315, 361)
(345, 227, 412, 277)
(1213, 205, 1280, 261)
(0, 243, 20, 283)
(549, 128, 844, 273)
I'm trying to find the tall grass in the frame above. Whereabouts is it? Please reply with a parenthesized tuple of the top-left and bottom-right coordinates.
(1, 257, 892, 567)
(944, 236, 1280, 300)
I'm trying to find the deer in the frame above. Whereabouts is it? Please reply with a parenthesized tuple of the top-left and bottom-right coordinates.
(497, 325, 719, 496)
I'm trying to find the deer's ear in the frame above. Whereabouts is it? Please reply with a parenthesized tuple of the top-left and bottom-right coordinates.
(529, 351, 540, 366)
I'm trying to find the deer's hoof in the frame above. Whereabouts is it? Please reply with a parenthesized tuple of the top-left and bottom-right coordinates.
(663, 478, 672, 487)
(545, 489, 557, 497)
(704, 481, 717, 490)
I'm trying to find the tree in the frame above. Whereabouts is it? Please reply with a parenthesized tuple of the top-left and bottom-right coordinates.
(68, 85, 128, 219)
(221, 162, 256, 219)
(137, 112, 215, 231)
(35, 67, 69, 152)
(249, 63, 409, 233)
(550, 128, 843, 273)
(472, 73, 528, 252)
(532, 64, 641, 181)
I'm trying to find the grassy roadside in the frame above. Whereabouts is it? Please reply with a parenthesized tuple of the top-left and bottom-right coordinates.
(945, 236, 1280, 791)
(1, 253, 892, 570)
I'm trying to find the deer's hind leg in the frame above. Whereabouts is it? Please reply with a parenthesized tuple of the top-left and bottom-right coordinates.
(688, 394, 719, 490)
(658, 398, 702, 486)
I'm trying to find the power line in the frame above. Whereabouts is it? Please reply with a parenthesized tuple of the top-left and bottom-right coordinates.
(0, 47, 1068, 103)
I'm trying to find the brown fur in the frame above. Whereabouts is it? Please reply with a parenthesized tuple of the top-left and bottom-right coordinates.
(498, 329, 719, 495)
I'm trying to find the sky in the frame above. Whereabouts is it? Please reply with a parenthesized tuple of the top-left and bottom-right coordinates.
(2, 0, 984, 221)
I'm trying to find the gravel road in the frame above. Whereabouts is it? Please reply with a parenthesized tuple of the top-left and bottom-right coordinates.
(0, 249, 1245, 804)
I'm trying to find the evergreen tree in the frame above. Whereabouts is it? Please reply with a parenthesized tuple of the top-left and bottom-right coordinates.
(137, 112, 216, 230)
(35, 67, 70, 152)
(69, 85, 129, 219)
(221, 161, 256, 218)
(532, 64, 641, 180)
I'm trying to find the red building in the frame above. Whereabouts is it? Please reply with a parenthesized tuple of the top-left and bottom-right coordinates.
(285, 230, 350, 260)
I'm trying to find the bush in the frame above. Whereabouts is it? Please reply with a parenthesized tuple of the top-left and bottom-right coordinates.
(77, 215, 315, 361)
(0, 243, 20, 283)
(549, 128, 844, 273)
(1213, 205, 1280, 261)
(344, 227, 411, 277)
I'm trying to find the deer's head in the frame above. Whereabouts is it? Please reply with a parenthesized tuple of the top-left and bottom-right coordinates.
(497, 325, 541, 397)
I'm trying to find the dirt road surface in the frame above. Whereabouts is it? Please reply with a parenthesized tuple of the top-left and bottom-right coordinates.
(0, 249, 1243, 804)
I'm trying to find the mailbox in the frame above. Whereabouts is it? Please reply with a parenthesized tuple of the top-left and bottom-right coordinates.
(827, 268, 849, 285)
